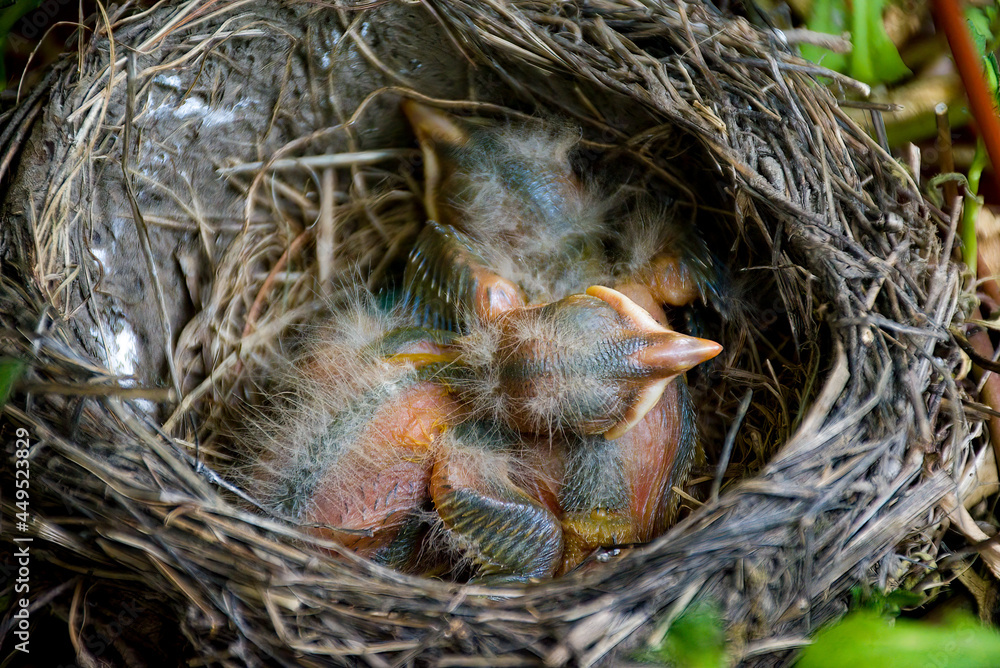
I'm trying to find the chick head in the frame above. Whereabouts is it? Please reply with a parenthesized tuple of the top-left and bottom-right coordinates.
(456, 286, 721, 439)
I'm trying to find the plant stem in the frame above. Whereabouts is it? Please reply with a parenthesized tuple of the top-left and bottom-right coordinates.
(932, 0, 1000, 194)
(962, 139, 987, 277)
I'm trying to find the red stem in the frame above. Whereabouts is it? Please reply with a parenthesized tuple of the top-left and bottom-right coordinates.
(934, 0, 1000, 454)
(932, 0, 1000, 194)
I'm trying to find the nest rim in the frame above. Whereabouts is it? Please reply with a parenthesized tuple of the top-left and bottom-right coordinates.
(0, 0, 978, 665)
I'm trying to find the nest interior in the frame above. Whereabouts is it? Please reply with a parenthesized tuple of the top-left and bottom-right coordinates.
(0, 0, 977, 665)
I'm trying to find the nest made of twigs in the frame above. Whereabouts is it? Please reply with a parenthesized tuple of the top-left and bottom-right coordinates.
(0, 0, 982, 665)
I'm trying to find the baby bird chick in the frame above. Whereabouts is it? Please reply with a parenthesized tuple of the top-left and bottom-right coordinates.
(558, 382, 696, 572)
(397, 101, 724, 578)
(244, 104, 722, 581)
(403, 220, 525, 331)
(449, 286, 721, 439)
(402, 99, 609, 315)
(247, 304, 460, 568)
(428, 422, 564, 583)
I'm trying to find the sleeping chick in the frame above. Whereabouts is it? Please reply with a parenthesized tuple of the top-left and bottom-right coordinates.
(428, 420, 564, 583)
(244, 104, 723, 582)
(397, 101, 723, 577)
(402, 99, 611, 317)
(446, 286, 721, 439)
(246, 300, 460, 569)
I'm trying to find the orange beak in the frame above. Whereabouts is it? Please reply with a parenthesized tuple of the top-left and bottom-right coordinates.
(586, 286, 721, 439)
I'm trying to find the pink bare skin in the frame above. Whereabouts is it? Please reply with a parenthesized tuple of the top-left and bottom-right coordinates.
(280, 102, 723, 581)
(306, 379, 458, 557)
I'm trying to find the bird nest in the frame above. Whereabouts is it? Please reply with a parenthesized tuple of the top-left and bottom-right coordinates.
(0, 0, 983, 665)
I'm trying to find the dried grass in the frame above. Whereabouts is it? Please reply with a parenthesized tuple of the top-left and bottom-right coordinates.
(0, 0, 983, 665)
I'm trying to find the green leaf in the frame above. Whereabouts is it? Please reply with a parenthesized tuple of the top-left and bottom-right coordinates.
(849, 586, 925, 616)
(883, 588, 924, 611)
(801, 0, 849, 73)
(965, 4, 1000, 107)
(986, 52, 999, 106)
(850, 0, 911, 84)
(965, 8, 992, 54)
(801, 0, 910, 85)
(635, 601, 727, 668)
(0, 357, 25, 408)
(0, 0, 41, 89)
(798, 611, 1000, 668)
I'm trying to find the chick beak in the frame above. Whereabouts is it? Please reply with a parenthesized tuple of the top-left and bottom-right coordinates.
(471, 268, 525, 322)
(401, 99, 469, 149)
(401, 100, 469, 225)
(586, 285, 722, 440)
(633, 332, 724, 377)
